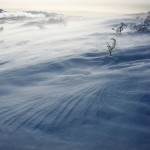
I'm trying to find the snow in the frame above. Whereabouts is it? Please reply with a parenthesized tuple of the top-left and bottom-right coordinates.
(0, 10, 150, 150)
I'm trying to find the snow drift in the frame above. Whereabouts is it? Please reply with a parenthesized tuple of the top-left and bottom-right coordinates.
(0, 10, 150, 150)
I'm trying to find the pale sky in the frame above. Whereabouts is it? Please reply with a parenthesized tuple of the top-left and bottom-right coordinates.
(0, 0, 150, 16)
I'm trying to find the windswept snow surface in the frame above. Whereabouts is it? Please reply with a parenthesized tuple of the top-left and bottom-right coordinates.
(0, 10, 150, 150)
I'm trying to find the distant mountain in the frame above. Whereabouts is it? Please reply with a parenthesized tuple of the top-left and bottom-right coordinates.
(24, 11, 62, 17)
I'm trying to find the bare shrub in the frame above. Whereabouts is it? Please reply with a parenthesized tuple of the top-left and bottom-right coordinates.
(112, 23, 125, 35)
(106, 38, 117, 56)
(137, 25, 148, 33)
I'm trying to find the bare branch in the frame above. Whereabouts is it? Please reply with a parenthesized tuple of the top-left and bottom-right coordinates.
(112, 23, 125, 35)
(106, 38, 117, 56)
(137, 25, 147, 33)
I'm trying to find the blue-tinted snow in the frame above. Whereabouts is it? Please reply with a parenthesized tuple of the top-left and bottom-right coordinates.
(0, 10, 150, 150)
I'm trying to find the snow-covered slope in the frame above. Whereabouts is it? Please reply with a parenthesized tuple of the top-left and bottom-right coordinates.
(0, 10, 150, 150)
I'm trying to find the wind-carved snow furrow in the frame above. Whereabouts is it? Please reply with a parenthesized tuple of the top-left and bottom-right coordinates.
(18, 96, 69, 129)
(0, 99, 40, 120)
(0, 100, 37, 118)
(61, 97, 83, 124)
(32, 86, 98, 130)
(49, 85, 100, 128)
(33, 89, 87, 130)
(0, 106, 13, 116)
(81, 86, 109, 125)
(12, 96, 57, 129)
(0, 103, 34, 125)
(8, 101, 44, 127)
(94, 87, 108, 123)
(51, 93, 91, 127)
(82, 93, 98, 125)
(61, 97, 88, 124)
(50, 87, 94, 126)
(80, 87, 99, 119)
(49, 95, 82, 127)
(56, 86, 100, 126)
(16, 104, 56, 129)
(1, 100, 44, 127)
(0, 84, 123, 131)
(32, 94, 78, 130)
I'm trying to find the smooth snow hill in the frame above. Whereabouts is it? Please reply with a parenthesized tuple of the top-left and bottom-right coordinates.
(0, 10, 150, 150)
